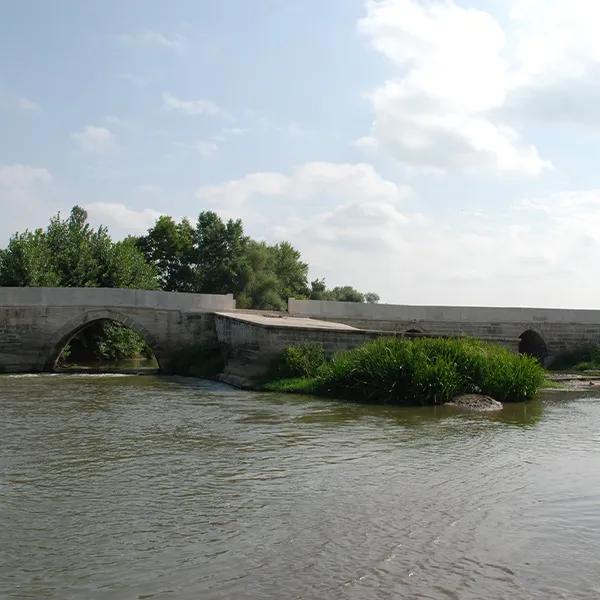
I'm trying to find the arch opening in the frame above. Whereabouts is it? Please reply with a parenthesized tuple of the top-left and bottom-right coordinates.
(519, 330, 547, 364)
(405, 328, 423, 337)
(49, 315, 160, 373)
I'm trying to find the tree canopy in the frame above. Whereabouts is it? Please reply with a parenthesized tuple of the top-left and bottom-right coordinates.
(0, 206, 157, 289)
(1, 206, 378, 311)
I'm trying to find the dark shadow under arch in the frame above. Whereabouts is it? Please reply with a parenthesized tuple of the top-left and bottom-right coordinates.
(519, 329, 547, 363)
(405, 328, 424, 336)
(44, 309, 163, 372)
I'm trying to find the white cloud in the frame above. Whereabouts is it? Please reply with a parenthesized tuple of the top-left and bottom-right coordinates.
(211, 127, 248, 143)
(84, 203, 162, 237)
(0, 94, 40, 112)
(191, 140, 219, 157)
(71, 126, 115, 153)
(175, 139, 220, 157)
(196, 161, 410, 220)
(163, 92, 225, 117)
(118, 30, 185, 52)
(357, 0, 550, 175)
(117, 73, 151, 88)
(0, 164, 56, 243)
(136, 184, 162, 195)
(505, 0, 600, 127)
(193, 161, 600, 307)
(0, 164, 51, 188)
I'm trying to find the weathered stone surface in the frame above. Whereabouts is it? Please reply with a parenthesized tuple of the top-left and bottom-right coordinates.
(446, 394, 503, 412)
(0, 288, 235, 373)
(5, 287, 600, 380)
(288, 299, 600, 366)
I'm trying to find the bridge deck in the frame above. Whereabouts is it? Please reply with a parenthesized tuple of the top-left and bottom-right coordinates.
(214, 311, 359, 331)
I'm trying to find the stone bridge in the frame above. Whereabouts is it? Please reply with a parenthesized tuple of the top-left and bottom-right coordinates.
(2, 288, 600, 379)
(0, 287, 235, 373)
(288, 299, 600, 365)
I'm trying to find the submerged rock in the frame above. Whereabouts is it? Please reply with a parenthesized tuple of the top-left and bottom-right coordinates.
(446, 394, 503, 412)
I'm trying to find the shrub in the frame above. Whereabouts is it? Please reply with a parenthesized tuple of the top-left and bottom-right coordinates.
(309, 337, 544, 405)
(267, 343, 327, 380)
(262, 377, 319, 394)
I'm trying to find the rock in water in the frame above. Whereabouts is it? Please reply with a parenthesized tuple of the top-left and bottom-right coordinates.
(446, 394, 503, 412)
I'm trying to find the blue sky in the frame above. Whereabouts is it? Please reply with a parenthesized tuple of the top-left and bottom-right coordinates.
(3, 0, 600, 307)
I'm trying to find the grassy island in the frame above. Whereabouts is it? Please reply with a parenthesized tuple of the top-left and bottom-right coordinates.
(262, 337, 544, 405)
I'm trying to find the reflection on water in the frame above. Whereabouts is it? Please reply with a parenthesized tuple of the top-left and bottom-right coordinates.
(1, 375, 600, 599)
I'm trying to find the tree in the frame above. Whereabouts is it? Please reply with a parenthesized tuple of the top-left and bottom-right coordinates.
(45, 206, 113, 287)
(328, 286, 365, 303)
(195, 211, 249, 295)
(0, 229, 59, 286)
(0, 206, 157, 290)
(136, 216, 195, 291)
(308, 279, 367, 303)
(102, 237, 158, 289)
(365, 292, 380, 304)
(308, 278, 328, 300)
(269, 242, 309, 300)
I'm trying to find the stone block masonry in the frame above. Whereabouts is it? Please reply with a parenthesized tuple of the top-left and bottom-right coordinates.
(288, 299, 600, 366)
(0, 288, 235, 373)
(2, 287, 598, 379)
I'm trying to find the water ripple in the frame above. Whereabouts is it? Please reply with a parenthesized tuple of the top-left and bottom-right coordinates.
(1, 376, 600, 599)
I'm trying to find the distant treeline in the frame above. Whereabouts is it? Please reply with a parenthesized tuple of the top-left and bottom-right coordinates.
(0, 205, 378, 310)
(0, 207, 378, 362)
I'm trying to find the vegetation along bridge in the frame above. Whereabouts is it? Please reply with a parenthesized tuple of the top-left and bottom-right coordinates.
(1, 288, 600, 385)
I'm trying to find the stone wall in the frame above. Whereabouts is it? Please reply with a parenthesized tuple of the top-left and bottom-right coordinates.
(215, 314, 406, 387)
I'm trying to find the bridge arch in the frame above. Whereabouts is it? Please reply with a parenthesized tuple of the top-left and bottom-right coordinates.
(405, 328, 424, 335)
(519, 329, 548, 363)
(43, 309, 164, 371)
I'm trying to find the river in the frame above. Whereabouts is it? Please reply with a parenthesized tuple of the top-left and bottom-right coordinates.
(1, 374, 600, 599)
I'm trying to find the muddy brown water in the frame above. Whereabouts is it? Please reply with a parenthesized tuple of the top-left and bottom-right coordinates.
(1, 374, 599, 599)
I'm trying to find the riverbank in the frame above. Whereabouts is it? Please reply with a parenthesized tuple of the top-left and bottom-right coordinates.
(545, 372, 600, 392)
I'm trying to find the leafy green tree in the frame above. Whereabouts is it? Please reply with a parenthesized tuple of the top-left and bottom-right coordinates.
(269, 241, 309, 300)
(195, 211, 249, 295)
(0, 229, 59, 286)
(309, 279, 367, 303)
(308, 278, 327, 300)
(136, 216, 195, 291)
(237, 241, 284, 310)
(328, 286, 365, 303)
(137, 212, 374, 309)
(0, 206, 156, 291)
(1, 205, 378, 324)
(101, 237, 158, 289)
(236, 240, 309, 310)
(365, 292, 380, 304)
(45, 206, 113, 287)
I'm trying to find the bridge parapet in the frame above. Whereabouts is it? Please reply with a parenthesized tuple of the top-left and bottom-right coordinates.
(288, 299, 600, 366)
(288, 298, 600, 324)
(0, 287, 235, 311)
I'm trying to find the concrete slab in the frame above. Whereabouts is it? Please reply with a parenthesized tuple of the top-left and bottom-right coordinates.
(214, 311, 359, 331)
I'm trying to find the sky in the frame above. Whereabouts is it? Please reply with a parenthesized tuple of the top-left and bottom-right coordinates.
(3, 0, 600, 308)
